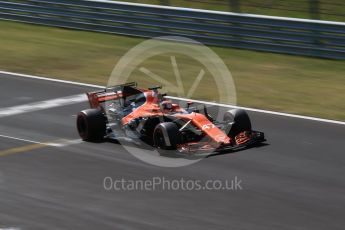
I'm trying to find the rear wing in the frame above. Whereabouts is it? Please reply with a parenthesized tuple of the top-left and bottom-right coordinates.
(86, 82, 137, 108)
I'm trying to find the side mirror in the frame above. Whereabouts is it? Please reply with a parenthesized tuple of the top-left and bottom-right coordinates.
(187, 101, 193, 109)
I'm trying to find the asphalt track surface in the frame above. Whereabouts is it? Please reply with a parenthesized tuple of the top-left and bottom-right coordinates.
(0, 72, 344, 230)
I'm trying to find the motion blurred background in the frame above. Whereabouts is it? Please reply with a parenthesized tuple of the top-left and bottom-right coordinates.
(0, 0, 344, 120)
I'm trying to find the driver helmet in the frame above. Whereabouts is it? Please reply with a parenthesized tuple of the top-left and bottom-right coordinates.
(160, 100, 173, 111)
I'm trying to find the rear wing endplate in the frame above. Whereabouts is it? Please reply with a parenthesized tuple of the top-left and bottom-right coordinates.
(86, 82, 137, 108)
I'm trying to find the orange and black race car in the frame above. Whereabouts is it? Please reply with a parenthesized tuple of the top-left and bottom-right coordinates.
(76, 82, 265, 154)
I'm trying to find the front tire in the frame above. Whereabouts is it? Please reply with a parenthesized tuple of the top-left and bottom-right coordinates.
(223, 109, 252, 138)
(153, 122, 181, 150)
(77, 109, 106, 141)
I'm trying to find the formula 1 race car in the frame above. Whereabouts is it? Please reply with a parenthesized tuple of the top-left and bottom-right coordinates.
(76, 82, 265, 154)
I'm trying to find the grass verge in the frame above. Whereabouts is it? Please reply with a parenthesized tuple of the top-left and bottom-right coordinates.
(0, 20, 344, 121)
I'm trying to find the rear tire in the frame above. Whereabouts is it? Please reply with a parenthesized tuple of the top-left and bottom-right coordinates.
(223, 109, 252, 138)
(153, 122, 181, 150)
(77, 109, 106, 141)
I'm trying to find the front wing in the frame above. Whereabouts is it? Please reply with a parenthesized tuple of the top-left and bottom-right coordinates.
(177, 131, 265, 154)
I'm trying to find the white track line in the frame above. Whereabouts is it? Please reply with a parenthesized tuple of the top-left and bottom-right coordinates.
(167, 96, 345, 126)
(46, 139, 84, 147)
(0, 93, 87, 118)
(0, 134, 82, 147)
(1, 70, 344, 125)
(0, 227, 21, 230)
(0, 134, 42, 145)
(0, 71, 103, 89)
